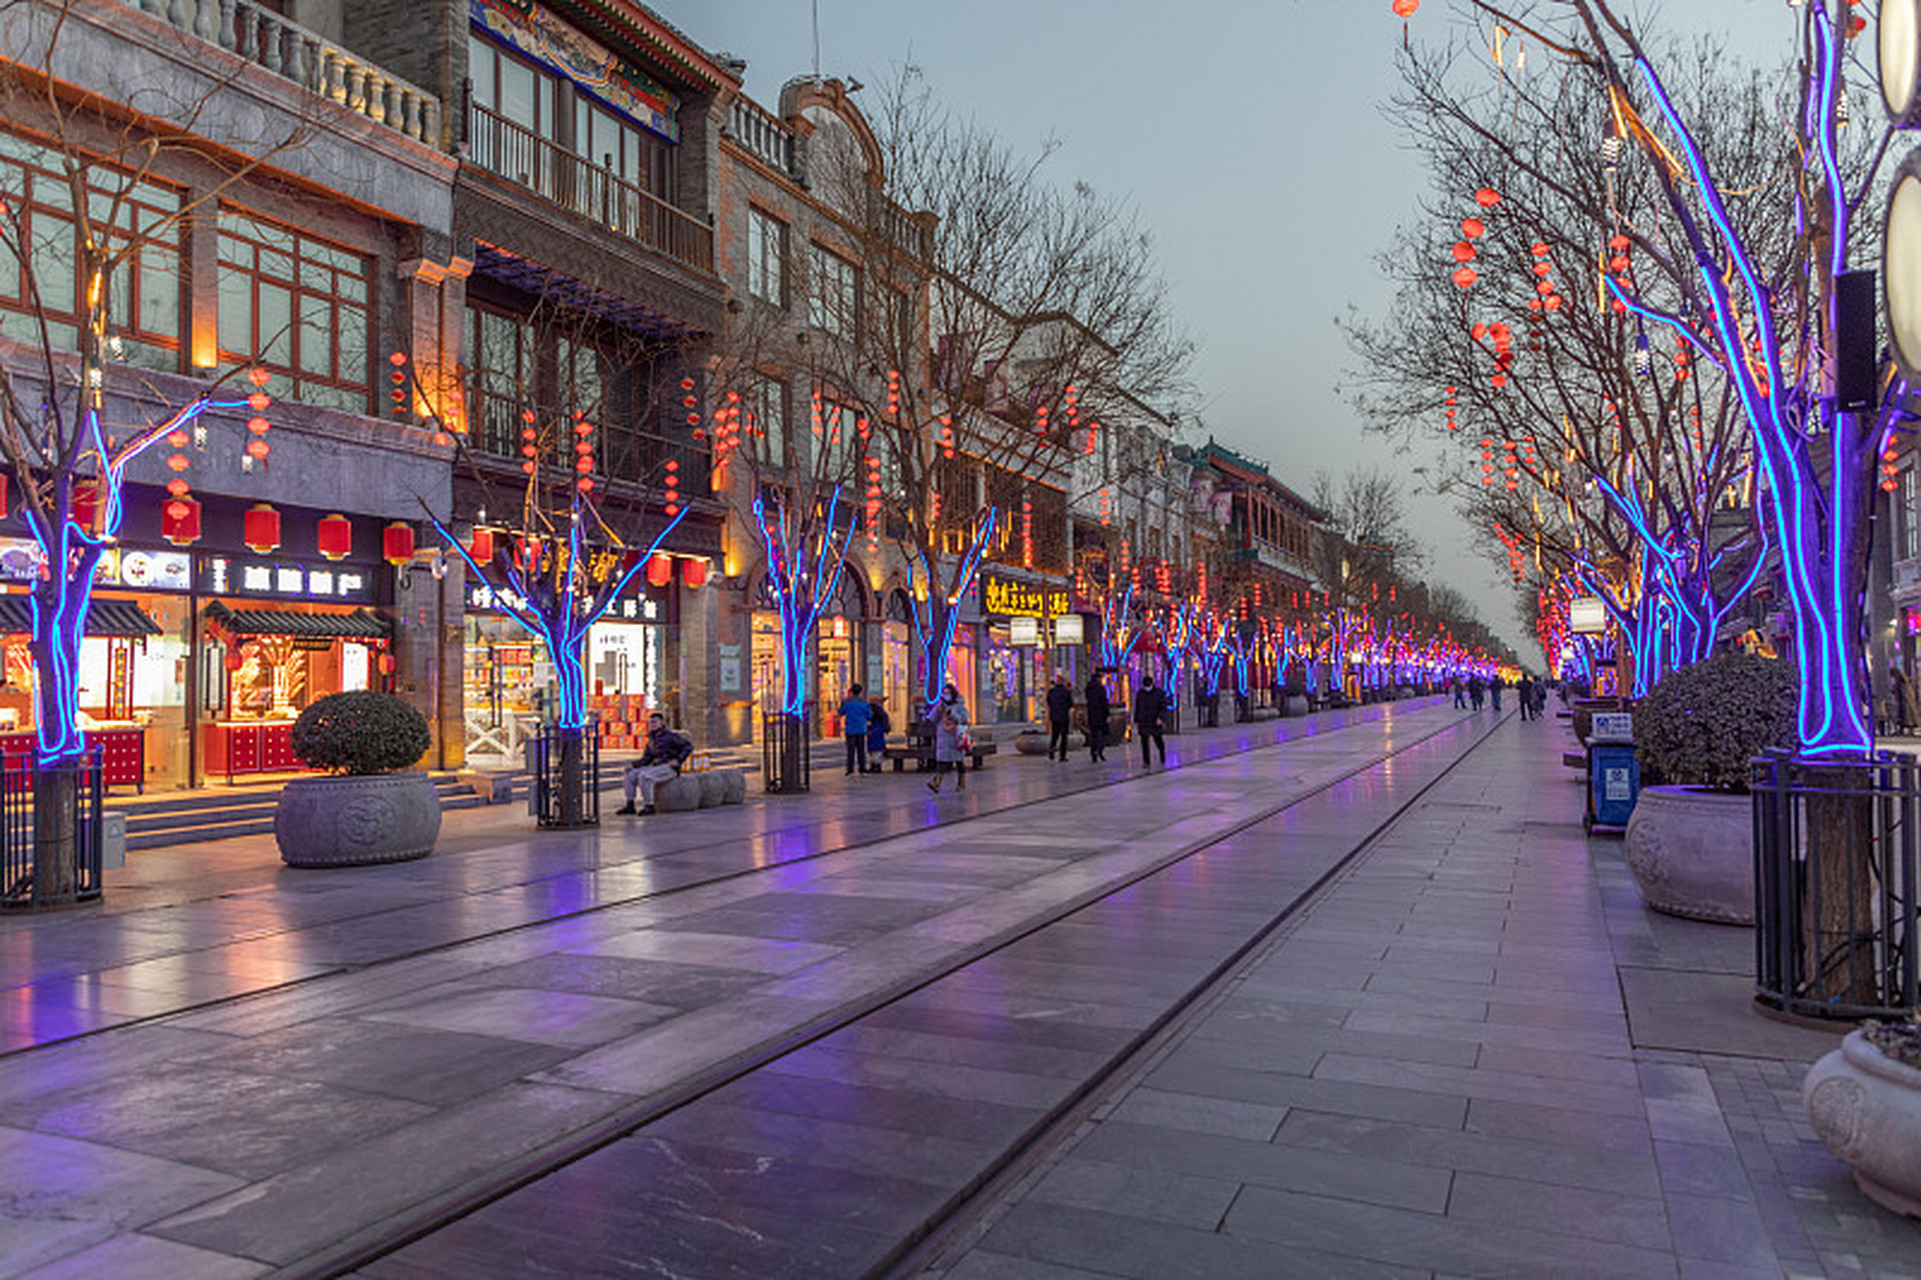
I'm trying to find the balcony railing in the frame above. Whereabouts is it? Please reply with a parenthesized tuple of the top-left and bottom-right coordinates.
(122, 0, 441, 145)
(467, 103, 714, 275)
(727, 96, 797, 178)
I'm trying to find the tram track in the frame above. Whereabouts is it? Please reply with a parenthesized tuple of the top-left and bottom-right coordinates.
(0, 698, 1449, 1065)
(312, 706, 1511, 1280)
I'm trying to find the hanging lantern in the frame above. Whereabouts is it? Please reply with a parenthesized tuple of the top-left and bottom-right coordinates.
(1392, 0, 1419, 14)
(316, 513, 352, 561)
(243, 503, 282, 555)
(682, 557, 709, 590)
(1474, 187, 1501, 208)
(382, 522, 416, 566)
(1452, 265, 1478, 289)
(646, 553, 674, 587)
(162, 495, 201, 546)
(469, 527, 496, 564)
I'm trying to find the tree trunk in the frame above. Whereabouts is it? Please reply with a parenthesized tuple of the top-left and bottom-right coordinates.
(30, 764, 77, 902)
(1802, 764, 1878, 1007)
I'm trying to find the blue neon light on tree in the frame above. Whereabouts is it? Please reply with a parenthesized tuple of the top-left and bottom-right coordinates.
(754, 482, 859, 717)
(1424, 0, 1890, 752)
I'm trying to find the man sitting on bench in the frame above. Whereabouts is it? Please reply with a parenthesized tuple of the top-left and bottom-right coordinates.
(616, 712, 692, 816)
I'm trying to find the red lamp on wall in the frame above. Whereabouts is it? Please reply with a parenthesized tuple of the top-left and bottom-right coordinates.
(162, 496, 201, 547)
(382, 522, 416, 566)
(646, 553, 674, 587)
(243, 503, 281, 555)
(72, 480, 98, 534)
(681, 557, 708, 590)
(468, 526, 495, 564)
(316, 513, 352, 561)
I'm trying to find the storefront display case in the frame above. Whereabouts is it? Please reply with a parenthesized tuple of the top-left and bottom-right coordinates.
(201, 600, 389, 780)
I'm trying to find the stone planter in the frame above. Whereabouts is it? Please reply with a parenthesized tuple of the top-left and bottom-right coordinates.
(1805, 1030, 1921, 1218)
(1622, 784, 1753, 924)
(275, 772, 441, 867)
(1015, 730, 1082, 755)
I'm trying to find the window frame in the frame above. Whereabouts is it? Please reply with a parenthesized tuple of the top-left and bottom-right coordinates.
(746, 207, 788, 308)
(216, 207, 372, 413)
(808, 242, 858, 340)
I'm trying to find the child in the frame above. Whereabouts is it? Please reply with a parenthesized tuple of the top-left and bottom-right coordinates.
(865, 698, 890, 772)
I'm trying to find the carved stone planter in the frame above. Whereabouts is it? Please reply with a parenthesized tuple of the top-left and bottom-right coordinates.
(275, 772, 441, 867)
(1622, 784, 1753, 924)
(1805, 1030, 1921, 1218)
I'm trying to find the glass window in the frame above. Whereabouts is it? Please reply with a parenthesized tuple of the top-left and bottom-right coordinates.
(808, 243, 857, 340)
(217, 209, 370, 412)
(748, 376, 786, 468)
(747, 208, 786, 307)
(0, 128, 181, 369)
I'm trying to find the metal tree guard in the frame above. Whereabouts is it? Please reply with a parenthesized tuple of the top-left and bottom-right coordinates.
(2, 749, 105, 909)
(530, 722, 600, 829)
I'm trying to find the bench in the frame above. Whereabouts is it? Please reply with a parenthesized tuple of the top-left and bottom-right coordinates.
(651, 767, 748, 812)
(887, 731, 998, 772)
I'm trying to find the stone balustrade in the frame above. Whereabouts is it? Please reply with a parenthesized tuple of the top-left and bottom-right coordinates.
(126, 0, 442, 145)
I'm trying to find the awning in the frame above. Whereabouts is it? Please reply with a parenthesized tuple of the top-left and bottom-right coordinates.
(0, 597, 161, 638)
(206, 601, 390, 639)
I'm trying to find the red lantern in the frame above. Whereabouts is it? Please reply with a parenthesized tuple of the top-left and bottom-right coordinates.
(71, 481, 98, 533)
(1474, 187, 1501, 208)
(682, 557, 709, 590)
(1392, 0, 1419, 14)
(382, 522, 416, 566)
(162, 495, 201, 547)
(469, 527, 495, 564)
(316, 513, 352, 561)
(646, 553, 674, 587)
(243, 503, 281, 555)
(1452, 265, 1478, 289)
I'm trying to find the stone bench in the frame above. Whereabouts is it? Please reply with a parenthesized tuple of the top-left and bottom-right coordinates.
(652, 767, 748, 813)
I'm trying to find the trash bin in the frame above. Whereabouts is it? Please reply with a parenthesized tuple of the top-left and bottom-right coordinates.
(1585, 710, 1639, 833)
(101, 811, 127, 870)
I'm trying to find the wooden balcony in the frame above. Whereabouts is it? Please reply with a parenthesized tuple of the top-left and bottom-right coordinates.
(467, 103, 714, 276)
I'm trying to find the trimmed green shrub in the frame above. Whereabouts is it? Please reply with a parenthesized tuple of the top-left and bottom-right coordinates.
(290, 690, 431, 775)
(1635, 654, 1796, 791)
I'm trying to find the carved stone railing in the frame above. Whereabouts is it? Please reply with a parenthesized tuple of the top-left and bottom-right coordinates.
(125, 0, 442, 145)
(726, 96, 798, 179)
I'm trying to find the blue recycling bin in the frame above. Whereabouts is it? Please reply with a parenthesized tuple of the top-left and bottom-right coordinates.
(1586, 741, 1640, 832)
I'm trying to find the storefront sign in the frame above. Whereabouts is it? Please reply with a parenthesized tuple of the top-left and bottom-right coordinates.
(980, 572, 1069, 620)
(1053, 614, 1085, 645)
(201, 554, 378, 604)
(1008, 616, 1040, 646)
(1569, 597, 1607, 634)
(111, 549, 192, 592)
(467, 583, 661, 622)
(719, 642, 743, 694)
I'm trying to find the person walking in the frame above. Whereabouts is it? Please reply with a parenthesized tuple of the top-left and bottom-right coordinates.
(1084, 671, 1111, 762)
(1890, 663, 1920, 736)
(1490, 672, 1505, 712)
(1516, 675, 1535, 721)
(1134, 675, 1168, 767)
(1468, 674, 1485, 710)
(1452, 676, 1466, 710)
(1528, 676, 1549, 722)
(616, 712, 692, 816)
(1046, 673, 1074, 761)
(839, 683, 873, 776)
(925, 682, 970, 793)
(864, 696, 890, 772)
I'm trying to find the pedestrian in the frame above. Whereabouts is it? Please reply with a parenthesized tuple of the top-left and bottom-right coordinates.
(925, 682, 970, 793)
(1046, 673, 1074, 761)
(865, 696, 890, 772)
(1528, 676, 1549, 721)
(1490, 672, 1505, 712)
(616, 711, 692, 816)
(1084, 670, 1111, 762)
(839, 682, 872, 776)
(1134, 675, 1168, 767)
(1892, 663, 1920, 736)
(1452, 676, 1466, 710)
(1468, 674, 1485, 710)
(1516, 675, 1534, 721)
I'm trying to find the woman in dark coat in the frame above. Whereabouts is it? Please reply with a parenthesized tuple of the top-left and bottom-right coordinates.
(1084, 671, 1111, 762)
(1134, 676, 1168, 767)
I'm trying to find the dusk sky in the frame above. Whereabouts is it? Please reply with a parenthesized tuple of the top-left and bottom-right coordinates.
(651, 0, 1820, 657)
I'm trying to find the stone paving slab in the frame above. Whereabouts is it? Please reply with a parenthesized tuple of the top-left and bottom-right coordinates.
(0, 701, 1478, 1276)
(923, 716, 1921, 1280)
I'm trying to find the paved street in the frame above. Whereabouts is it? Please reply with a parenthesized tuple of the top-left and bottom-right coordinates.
(2, 699, 1917, 1279)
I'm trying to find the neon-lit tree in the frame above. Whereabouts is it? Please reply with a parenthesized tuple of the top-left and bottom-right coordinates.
(799, 71, 1192, 709)
(1383, 0, 1888, 753)
(0, 46, 310, 897)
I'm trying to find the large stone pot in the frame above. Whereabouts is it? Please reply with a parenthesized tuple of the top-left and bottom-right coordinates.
(1805, 1029, 1921, 1218)
(275, 772, 441, 867)
(1621, 784, 1753, 924)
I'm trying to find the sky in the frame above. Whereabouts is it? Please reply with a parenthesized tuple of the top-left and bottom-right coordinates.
(648, 0, 1810, 658)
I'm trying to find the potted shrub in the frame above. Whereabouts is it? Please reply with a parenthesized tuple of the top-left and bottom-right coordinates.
(1805, 1023, 1921, 1218)
(1622, 653, 1796, 923)
(274, 690, 440, 867)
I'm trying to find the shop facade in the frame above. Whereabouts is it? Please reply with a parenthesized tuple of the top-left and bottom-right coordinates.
(970, 570, 1082, 726)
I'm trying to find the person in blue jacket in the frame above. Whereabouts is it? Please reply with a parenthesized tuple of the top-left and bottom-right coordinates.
(839, 683, 873, 776)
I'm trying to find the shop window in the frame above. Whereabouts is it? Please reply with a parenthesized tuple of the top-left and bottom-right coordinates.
(0, 128, 182, 371)
(216, 209, 370, 412)
(808, 243, 858, 340)
(747, 208, 787, 307)
(468, 305, 536, 457)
